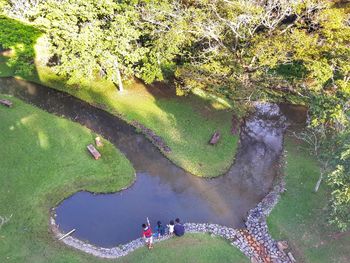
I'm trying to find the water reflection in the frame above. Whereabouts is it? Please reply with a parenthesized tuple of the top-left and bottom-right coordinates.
(0, 77, 306, 247)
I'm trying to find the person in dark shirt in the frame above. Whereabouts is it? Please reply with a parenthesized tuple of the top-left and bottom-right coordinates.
(174, 218, 185, 237)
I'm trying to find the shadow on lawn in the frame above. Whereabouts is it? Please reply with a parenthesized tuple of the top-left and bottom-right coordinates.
(0, 14, 238, 177)
(0, 15, 233, 129)
(0, 15, 42, 79)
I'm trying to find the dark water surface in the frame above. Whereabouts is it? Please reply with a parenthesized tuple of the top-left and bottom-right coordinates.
(0, 77, 306, 247)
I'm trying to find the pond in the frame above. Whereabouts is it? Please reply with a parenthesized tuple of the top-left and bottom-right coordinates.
(0, 77, 306, 247)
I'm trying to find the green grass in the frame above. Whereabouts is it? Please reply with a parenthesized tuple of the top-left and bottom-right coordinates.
(0, 94, 134, 262)
(35, 64, 238, 177)
(0, 14, 239, 177)
(268, 137, 350, 263)
(0, 95, 247, 262)
(32, 35, 238, 177)
(118, 233, 249, 263)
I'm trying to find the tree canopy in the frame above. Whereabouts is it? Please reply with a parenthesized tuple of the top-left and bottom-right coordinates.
(1, 0, 349, 231)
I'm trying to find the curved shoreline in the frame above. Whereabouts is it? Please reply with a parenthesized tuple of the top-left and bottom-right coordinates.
(50, 176, 292, 262)
(1, 78, 293, 262)
(9, 76, 237, 179)
(0, 76, 236, 179)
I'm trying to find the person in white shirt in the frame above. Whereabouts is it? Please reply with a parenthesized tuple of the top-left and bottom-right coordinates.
(167, 220, 175, 235)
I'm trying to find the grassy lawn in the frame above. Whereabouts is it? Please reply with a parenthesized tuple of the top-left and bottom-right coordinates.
(0, 94, 134, 262)
(268, 137, 350, 263)
(35, 66, 238, 178)
(118, 233, 249, 263)
(0, 15, 239, 178)
(0, 95, 247, 262)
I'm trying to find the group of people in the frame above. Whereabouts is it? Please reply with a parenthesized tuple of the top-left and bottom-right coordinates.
(142, 218, 185, 249)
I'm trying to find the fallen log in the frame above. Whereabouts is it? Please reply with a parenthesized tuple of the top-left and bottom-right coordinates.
(288, 252, 296, 262)
(58, 229, 76, 241)
(87, 144, 101, 160)
(0, 99, 12, 107)
(209, 131, 220, 145)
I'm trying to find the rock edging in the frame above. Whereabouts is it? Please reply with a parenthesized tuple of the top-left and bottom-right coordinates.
(131, 120, 171, 153)
(50, 180, 292, 262)
(243, 180, 293, 263)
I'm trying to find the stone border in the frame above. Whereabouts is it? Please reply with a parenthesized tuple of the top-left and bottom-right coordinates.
(50, 177, 292, 262)
(50, 216, 245, 259)
(131, 120, 171, 153)
(50, 102, 294, 262)
(243, 180, 292, 263)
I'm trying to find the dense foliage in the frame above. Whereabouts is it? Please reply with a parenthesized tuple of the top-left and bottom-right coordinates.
(323, 131, 350, 231)
(1, 0, 349, 230)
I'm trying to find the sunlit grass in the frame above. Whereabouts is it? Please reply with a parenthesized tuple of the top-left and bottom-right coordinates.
(268, 137, 350, 263)
(0, 94, 246, 263)
(191, 87, 234, 110)
(118, 233, 249, 263)
(0, 94, 135, 262)
(1, 12, 240, 178)
(21, 36, 239, 178)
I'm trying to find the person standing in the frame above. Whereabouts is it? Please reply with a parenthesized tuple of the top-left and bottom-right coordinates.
(174, 218, 185, 237)
(142, 221, 153, 249)
(167, 220, 175, 235)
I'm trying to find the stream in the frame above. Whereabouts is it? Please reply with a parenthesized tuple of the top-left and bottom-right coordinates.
(0, 77, 306, 247)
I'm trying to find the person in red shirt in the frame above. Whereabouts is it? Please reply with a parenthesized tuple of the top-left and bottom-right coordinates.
(142, 222, 153, 249)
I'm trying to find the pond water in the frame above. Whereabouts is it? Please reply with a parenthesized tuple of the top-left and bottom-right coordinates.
(0, 77, 306, 247)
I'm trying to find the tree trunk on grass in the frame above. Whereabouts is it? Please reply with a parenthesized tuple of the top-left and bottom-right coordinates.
(314, 161, 329, 192)
(114, 61, 124, 92)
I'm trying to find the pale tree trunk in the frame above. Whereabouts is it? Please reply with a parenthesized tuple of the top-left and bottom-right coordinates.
(314, 172, 323, 192)
(314, 160, 329, 192)
(114, 61, 124, 92)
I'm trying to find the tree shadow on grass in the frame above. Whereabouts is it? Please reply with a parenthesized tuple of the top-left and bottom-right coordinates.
(0, 15, 42, 79)
(0, 15, 238, 177)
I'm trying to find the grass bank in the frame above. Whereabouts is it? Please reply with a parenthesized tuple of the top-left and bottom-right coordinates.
(0, 94, 135, 262)
(118, 233, 249, 263)
(0, 15, 239, 177)
(268, 137, 350, 263)
(0, 95, 247, 262)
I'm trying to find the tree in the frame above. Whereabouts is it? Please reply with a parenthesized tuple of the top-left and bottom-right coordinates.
(2, 0, 44, 20)
(135, 0, 195, 83)
(325, 131, 350, 231)
(2, 0, 349, 230)
(33, 0, 195, 89)
(36, 0, 145, 92)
